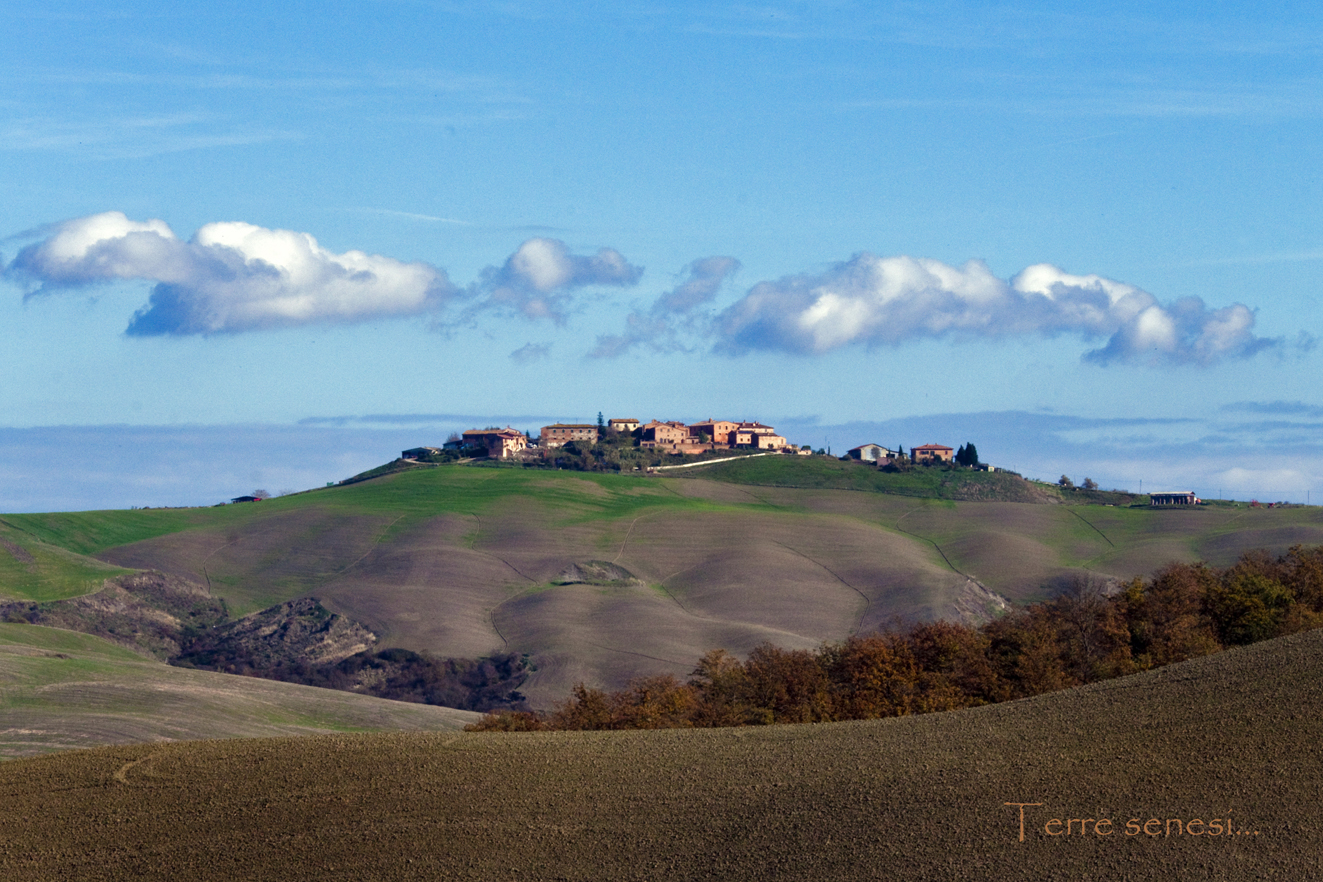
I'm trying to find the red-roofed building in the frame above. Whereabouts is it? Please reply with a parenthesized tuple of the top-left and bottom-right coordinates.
(911, 443, 954, 464)
(688, 419, 738, 446)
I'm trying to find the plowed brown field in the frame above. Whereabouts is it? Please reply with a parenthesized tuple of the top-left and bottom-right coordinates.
(2, 627, 1319, 881)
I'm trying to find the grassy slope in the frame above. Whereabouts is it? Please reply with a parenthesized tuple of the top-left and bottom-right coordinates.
(5, 462, 1323, 707)
(684, 454, 1098, 502)
(0, 623, 477, 760)
(1, 507, 243, 556)
(1, 627, 1319, 881)
(0, 519, 133, 602)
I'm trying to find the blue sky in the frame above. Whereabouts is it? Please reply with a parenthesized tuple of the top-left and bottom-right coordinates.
(3, 2, 1322, 510)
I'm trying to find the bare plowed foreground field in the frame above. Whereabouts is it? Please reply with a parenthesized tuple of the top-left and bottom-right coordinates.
(2, 627, 1320, 881)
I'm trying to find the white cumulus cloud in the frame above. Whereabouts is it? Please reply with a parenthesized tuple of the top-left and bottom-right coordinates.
(5, 211, 456, 335)
(471, 237, 643, 322)
(715, 253, 1278, 366)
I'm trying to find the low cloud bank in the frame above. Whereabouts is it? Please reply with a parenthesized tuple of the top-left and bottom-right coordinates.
(1222, 400, 1323, 418)
(715, 255, 1277, 366)
(774, 409, 1323, 502)
(3, 412, 1319, 512)
(0, 424, 440, 512)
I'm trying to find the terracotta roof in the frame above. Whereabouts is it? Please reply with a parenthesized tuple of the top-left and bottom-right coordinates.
(465, 427, 525, 437)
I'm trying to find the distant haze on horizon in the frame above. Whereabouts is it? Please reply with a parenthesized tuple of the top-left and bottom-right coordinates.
(2, 410, 1320, 513)
(2, 2, 1321, 508)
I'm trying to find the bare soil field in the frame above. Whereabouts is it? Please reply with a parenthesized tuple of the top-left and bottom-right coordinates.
(1, 627, 1319, 880)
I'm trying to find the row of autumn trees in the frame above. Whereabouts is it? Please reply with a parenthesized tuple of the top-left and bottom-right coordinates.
(468, 544, 1323, 731)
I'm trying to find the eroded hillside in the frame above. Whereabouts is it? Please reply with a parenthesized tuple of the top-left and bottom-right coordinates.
(5, 464, 1322, 706)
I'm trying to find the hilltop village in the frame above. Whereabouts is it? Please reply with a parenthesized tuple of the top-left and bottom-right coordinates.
(399, 427, 1202, 506)
(405, 418, 802, 463)
(401, 417, 986, 474)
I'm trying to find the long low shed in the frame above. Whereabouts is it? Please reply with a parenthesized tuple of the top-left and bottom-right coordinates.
(1150, 491, 1200, 505)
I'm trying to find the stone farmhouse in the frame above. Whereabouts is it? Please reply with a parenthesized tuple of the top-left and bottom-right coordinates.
(731, 422, 787, 450)
(911, 443, 955, 464)
(417, 416, 803, 462)
(637, 418, 790, 455)
(689, 419, 739, 444)
(527, 416, 799, 457)
(462, 427, 528, 459)
(540, 423, 600, 449)
(639, 420, 690, 449)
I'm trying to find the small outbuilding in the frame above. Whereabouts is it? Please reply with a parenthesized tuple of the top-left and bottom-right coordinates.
(1150, 491, 1200, 506)
(847, 443, 895, 463)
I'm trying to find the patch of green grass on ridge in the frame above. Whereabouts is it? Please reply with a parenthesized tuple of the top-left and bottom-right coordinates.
(312, 465, 730, 528)
(680, 455, 1075, 502)
(0, 522, 134, 602)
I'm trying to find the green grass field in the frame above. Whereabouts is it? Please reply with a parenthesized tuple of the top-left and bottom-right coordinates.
(683, 454, 1136, 503)
(1, 626, 1319, 880)
(5, 461, 1322, 707)
(0, 623, 477, 759)
(0, 520, 134, 602)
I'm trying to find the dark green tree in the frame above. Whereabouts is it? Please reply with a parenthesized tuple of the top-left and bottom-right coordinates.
(1206, 572, 1294, 646)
